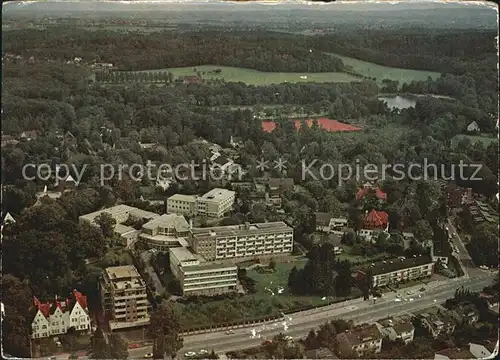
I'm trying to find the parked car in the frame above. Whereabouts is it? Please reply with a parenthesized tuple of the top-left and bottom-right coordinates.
(225, 330, 234, 335)
(199, 350, 209, 355)
(185, 352, 196, 358)
(144, 353, 153, 359)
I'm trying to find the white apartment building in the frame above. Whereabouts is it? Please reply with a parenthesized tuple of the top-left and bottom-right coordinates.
(167, 188, 236, 218)
(357, 255, 434, 288)
(336, 324, 383, 357)
(190, 222, 294, 262)
(195, 188, 235, 218)
(139, 214, 191, 250)
(99, 265, 150, 331)
(167, 194, 198, 216)
(169, 247, 238, 296)
(31, 290, 91, 339)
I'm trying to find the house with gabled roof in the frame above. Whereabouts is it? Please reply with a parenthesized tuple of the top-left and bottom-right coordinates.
(358, 209, 389, 241)
(31, 290, 91, 339)
(356, 184, 387, 202)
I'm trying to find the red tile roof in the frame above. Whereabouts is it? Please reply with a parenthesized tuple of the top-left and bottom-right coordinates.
(262, 118, 361, 133)
(356, 187, 387, 201)
(363, 209, 389, 229)
(32, 289, 88, 319)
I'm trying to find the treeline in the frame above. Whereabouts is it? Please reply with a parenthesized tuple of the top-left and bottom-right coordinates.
(3, 29, 347, 73)
(309, 30, 497, 74)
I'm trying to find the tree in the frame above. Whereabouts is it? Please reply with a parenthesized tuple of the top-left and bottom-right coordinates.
(108, 334, 128, 359)
(148, 303, 183, 359)
(269, 258, 277, 271)
(95, 212, 116, 238)
(88, 329, 111, 359)
(414, 219, 433, 242)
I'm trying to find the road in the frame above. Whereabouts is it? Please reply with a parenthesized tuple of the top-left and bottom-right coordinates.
(140, 250, 165, 296)
(446, 219, 479, 275)
(127, 273, 497, 359)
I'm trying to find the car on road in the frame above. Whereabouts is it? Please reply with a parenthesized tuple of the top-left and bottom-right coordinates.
(396, 294, 401, 298)
(406, 290, 413, 295)
(199, 350, 209, 355)
(144, 353, 153, 359)
(225, 330, 234, 335)
(480, 265, 489, 270)
(185, 352, 196, 358)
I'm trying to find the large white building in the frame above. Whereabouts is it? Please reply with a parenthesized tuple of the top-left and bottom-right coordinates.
(99, 265, 150, 331)
(169, 247, 238, 296)
(31, 290, 91, 339)
(190, 221, 294, 262)
(139, 214, 191, 250)
(167, 188, 236, 218)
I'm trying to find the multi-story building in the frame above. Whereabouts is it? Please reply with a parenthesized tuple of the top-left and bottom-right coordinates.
(357, 255, 433, 289)
(167, 188, 236, 218)
(195, 188, 235, 218)
(79, 205, 160, 245)
(335, 323, 383, 357)
(139, 214, 191, 250)
(167, 194, 198, 216)
(31, 290, 91, 339)
(376, 315, 415, 344)
(169, 247, 238, 296)
(99, 265, 150, 331)
(190, 221, 294, 262)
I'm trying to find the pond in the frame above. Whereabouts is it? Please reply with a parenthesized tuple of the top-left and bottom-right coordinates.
(378, 95, 417, 110)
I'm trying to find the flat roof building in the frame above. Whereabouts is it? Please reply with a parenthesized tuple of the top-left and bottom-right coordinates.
(169, 247, 237, 296)
(190, 221, 293, 262)
(99, 265, 149, 331)
(167, 188, 236, 218)
(357, 255, 433, 288)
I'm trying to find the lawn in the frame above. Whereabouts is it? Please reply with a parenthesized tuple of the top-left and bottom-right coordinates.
(452, 134, 498, 147)
(247, 259, 308, 296)
(327, 52, 441, 84)
(337, 245, 389, 265)
(138, 65, 359, 85)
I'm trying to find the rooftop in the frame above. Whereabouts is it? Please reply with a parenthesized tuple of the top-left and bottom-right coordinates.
(79, 205, 159, 223)
(337, 324, 382, 346)
(170, 247, 198, 263)
(191, 221, 292, 238)
(168, 194, 197, 203)
(142, 214, 190, 233)
(199, 188, 235, 201)
(359, 255, 433, 276)
(315, 212, 332, 226)
(105, 265, 141, 280)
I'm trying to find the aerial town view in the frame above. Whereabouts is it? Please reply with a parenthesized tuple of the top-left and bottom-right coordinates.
(1, 1, 498, 359)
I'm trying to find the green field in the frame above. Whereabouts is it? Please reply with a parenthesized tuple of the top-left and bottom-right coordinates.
(328, 53, 441, 84)
(139, 65, 359, 85)
(452, 134, 498, 147)
(247, 259, 309, 296)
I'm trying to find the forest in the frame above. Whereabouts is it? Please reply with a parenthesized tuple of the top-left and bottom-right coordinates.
(1, 26, 498, 357)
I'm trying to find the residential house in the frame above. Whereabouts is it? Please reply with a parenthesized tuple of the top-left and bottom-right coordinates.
(31, 290, 91, 339)
(450, 303, 479, 325)
(357, 255, 433, 289)
(304, 348, 338, 359)
(446, 185, 472, 209)
(358, 210, 389, 241)
(335, 323, 383, 357)
(315, 212, 333, 232)
(356, 185, 387, 202)
(20, 130, 41, 141)
(376, 316, 415, 344)
(2, 212, 16, 225)
(330, 217, 348, 234)
(467, 121, 480, 132)
(417, 306, 457, 338)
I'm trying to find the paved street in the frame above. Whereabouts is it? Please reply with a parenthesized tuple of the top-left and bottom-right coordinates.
(127, 273, 497, 359)
(140, 250, 165, 296)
